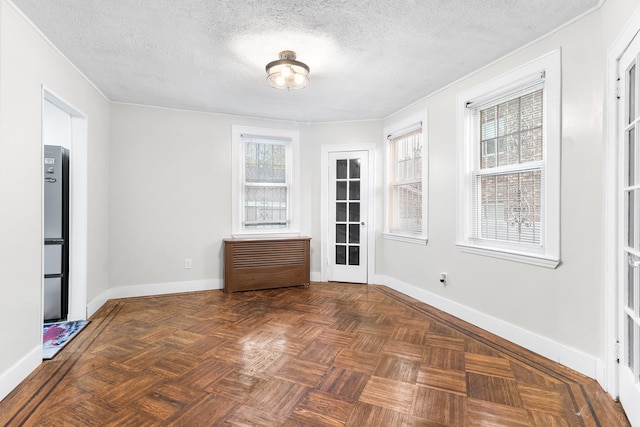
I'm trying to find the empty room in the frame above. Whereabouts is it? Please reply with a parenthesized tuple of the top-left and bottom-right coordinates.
(1, 0, 640, 425)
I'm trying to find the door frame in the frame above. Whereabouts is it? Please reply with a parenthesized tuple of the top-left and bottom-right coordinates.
(321, 144, 376, 283)
(605, 5, 640, 397)
(42, 87, 88, 322)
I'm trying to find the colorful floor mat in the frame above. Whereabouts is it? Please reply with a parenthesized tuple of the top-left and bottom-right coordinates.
(43, 320, 89, 359)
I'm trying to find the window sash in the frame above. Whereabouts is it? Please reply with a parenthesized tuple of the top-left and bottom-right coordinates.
(242, 136, 291, 230)
(477, 89, 544, 171)
(389, 180, 423, 233)
(471, 168, 544, 246)
(469, 88, 545, 247)
(388, 129, 423, 234)
(244, 137, 288, 181)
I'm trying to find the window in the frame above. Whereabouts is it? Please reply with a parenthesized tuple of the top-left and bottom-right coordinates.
(243, 137, 288, 229)
(232, 126, 300, 237)
(456, 50, 561, 268)
(384, 113, 428, 244)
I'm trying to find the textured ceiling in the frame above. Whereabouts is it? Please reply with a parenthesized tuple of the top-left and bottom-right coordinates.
(11, 0, 600, 122)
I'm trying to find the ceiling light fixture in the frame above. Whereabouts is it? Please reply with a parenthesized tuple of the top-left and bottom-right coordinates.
(265, 50, 310, 90)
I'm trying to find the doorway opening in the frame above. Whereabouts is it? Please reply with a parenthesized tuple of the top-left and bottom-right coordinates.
(42, 89, 88, 323)
(605, 6, 640, 425)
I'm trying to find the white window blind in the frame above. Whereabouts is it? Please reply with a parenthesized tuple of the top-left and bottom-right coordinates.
(472, 89, 544, 246)
(388, 128, 423, 234)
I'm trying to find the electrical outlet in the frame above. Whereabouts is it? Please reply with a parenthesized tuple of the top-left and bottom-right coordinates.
(184, 259, 192, 269)
(439, 272, 447, 285)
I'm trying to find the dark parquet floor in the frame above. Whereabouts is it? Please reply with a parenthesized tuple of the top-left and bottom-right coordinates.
(0, 282, 630, 426)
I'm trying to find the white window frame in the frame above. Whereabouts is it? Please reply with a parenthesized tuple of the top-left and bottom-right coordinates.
(456, 49, 561, 268)
(231, 125, 300, 238)
(383, 111, 428, 245)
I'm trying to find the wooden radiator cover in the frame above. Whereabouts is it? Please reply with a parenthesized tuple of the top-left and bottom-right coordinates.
(223, 237, 311, 293)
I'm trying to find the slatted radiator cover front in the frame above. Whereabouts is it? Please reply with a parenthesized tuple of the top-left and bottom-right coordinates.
(223, 237, 311, 293)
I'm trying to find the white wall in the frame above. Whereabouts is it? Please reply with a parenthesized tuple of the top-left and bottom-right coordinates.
(108, 105, 312, 290)
(108, 108, 383, 295)
(0, 0, 110, 400)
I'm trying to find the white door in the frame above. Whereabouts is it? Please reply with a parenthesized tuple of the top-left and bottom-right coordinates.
(619, 31, 640, 425)
(327, 151, 368, 283)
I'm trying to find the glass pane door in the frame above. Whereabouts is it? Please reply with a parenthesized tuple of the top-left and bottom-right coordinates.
(328, 151, 368, 283)
(619, 32, 640, 426)
(335, 158, 361, 266)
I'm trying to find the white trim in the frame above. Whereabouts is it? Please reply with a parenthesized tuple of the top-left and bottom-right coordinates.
(231, 125, 300, 238)
(86, 289, 111, 319)
(382, 232, 428, 245)
(41, 88, 89, 322)
(0, 345, 42, 402)
(376, 274, 601, 380)
(605, 0, 640, 402)
(87, 279, 223, 318)
(108, 279, 222, 299)
(456, 49, 561, 267)
(456, 243, 560, 269)
(67, 115, 88, 321)
(111, 100, 384, 126)
(320, 144, 376, 284)
(229, 232, 301, 239)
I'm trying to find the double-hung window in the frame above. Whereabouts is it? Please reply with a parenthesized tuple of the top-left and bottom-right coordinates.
(231, 125, 300, 237)
(384, 113, 428, 244)
(243, 137, 289, 229)
(456, 50, 561, 267)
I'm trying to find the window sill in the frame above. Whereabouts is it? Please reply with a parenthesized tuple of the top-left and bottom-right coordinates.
(232, 231, 301, 239)
(456, 242, 560, 269)
(383, 233, 428, 245)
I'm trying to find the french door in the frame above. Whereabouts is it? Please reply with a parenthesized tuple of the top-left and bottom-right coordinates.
(619, 30, 640, 425)
(327, 151, 368, 283)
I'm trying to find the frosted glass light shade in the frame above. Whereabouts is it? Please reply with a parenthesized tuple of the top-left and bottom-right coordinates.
(266, 50, 310, 90)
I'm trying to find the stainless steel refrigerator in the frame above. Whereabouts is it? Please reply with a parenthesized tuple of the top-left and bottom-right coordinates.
(44, 145, 69, 322)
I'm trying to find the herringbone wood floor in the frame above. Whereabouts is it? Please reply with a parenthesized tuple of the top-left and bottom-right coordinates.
(0, 283, 630, 426)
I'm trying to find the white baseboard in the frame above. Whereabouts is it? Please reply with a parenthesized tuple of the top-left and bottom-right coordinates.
(376, 275, 601, 381)
(87, 275, 323, 318)
(0, 345, 42, 403)
(596, 359, 606, 391)
(86, 289, 112, 318)
(87, 279, 223, 318)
